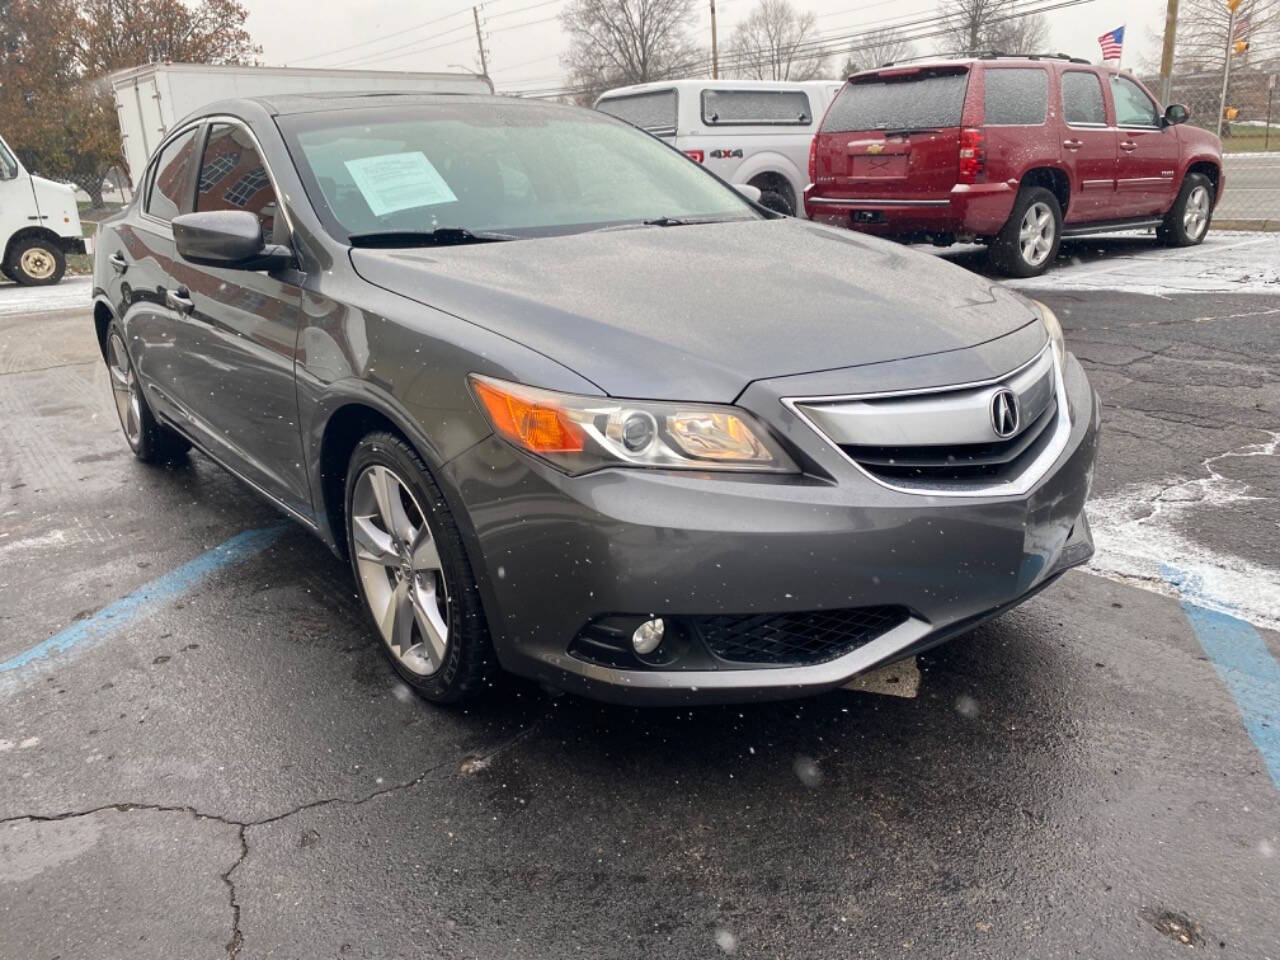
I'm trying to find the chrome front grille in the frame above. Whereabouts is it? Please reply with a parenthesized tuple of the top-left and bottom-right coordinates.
(787, 345, 1070, 495)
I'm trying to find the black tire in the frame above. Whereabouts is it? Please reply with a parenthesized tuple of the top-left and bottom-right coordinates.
(104, 320, 191, 463)
(1157, 173, 1214, 247)
(757, 189, 795, 216)
(1, 263, 15, 283)
(6, 236, 66, 286)
(988, 186, 1063, 278)
(344, 431, 495, 703)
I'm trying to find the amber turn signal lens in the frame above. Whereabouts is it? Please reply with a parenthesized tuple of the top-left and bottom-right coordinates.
(472, 378, 585, 453)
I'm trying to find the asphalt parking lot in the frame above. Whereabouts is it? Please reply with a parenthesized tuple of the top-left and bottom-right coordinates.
(2, 233, 1279, 959)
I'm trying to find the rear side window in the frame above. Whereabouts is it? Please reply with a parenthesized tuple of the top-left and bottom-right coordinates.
(146, 128, 198, 221)
(821, 70, 969, 133)
(701, 89, 813, 126)
(596, 90, 678, 135)
(983, 69, 1048, 125)
(1062, 72, 1107, 125)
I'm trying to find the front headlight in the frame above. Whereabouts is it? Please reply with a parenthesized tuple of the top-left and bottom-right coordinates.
(470, 375, 798, 476)
(1034, 300, 1066, 369)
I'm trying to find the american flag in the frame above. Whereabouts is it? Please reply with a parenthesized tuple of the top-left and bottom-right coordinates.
(1098, 25, 1125, 60)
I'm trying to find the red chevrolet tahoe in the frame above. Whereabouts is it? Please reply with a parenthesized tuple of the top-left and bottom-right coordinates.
(804, 55, 1225, 277)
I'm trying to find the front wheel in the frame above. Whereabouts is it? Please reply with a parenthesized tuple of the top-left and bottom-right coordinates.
(345, 432, 495, 703)
(989, 187, 1062, 278)
(1158, 173, 1214, 247)
(6, 236, 65, 286)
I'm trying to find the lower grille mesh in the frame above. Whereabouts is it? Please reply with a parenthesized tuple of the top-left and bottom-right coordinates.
(698, 606, 909, 665)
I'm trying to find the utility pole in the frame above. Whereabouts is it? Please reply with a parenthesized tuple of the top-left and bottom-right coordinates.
(1217, 3, 1238, 137)
(1158, 0, 1179, 105)
(710, 0, 719, 79)
(473, 6, 489, 78)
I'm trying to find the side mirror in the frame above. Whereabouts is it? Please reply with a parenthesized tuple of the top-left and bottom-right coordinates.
(734, 183, 763, 204)
(1163, 103, 1190, 127)
(172, 210, 292, 271)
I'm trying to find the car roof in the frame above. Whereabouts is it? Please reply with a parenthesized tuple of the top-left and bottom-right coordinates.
(170, 92, 574, 129)
(847, 54, 1100, 81)
(598, 78, 840, 99)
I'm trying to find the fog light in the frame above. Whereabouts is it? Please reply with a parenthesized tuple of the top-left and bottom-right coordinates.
(632, 618, 664, 655)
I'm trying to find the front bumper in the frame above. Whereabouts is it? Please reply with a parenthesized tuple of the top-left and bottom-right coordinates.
(804, 182, 1016, 240)
(445, 352, 1100, 705)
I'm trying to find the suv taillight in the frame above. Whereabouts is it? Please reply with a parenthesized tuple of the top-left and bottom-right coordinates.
(958, 128, 985, 183)
(684, 149, 704, 163)
(808, 136, 817, 184)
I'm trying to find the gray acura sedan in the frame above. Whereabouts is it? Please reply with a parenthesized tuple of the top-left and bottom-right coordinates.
(92, 93, 1098, 705)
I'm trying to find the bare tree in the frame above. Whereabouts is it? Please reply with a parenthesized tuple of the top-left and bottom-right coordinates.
(935, 0, 1049, 55)
(839, 27, 916, 76)
(725, 0, 827, 81)
(560, 0, 701, 102)
(1165, 0, 1280, 73)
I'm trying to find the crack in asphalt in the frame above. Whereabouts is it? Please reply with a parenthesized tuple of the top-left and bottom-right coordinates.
(0, 712, 552, 957)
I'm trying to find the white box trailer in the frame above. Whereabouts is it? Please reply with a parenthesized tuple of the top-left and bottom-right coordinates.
(110, 63, 493, 188)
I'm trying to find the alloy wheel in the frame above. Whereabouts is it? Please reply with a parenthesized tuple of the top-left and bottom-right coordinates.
(351, 464, 451, 677)
(1183, 185, 1210, 240)
(106, 332, 142, 446)
(1018, 201, 1055, 267)
(19, 247, 56, 281)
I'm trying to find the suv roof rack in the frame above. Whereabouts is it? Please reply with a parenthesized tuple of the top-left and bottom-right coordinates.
(973, 50, 1091, 64)
(877, 50, 1091, 68)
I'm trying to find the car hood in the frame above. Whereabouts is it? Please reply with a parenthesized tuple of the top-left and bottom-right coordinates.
(351, 218, 1039, 402)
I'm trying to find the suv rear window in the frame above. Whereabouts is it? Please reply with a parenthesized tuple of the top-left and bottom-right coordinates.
(821, 69, 969, 133)
(701, 89, 813, 125)
(596, 90, 677, 136)
(982, 68, 1048, 125)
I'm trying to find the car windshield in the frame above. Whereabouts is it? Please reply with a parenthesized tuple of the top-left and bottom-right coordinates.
(280, 100, 760, 243)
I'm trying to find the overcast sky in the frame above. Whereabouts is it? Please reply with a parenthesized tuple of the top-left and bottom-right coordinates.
(246, 0, 1165, 94)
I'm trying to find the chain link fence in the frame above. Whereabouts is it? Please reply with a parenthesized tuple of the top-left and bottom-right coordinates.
(1157, 66, 1279, 226)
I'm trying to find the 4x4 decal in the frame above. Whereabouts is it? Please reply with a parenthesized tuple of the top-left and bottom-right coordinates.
(709, 148, 744, 159)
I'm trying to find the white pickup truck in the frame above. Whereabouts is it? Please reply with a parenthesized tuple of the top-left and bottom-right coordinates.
(0, 133, 88, 286)
(596, 79, 843, 216)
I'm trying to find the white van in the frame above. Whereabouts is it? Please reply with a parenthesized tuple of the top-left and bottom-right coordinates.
(0, 133, 88, 286)
(595, 79, 842, 216)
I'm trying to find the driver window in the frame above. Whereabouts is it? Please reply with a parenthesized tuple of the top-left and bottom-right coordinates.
(1111, 76, 1159, 128)
(197, 123, 282, 240)
(0, 141, 18, 180)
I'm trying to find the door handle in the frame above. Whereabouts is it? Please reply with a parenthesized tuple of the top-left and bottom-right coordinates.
(1063, 139, 1083, 150)
(165, 286, 194, 315)
(1120, 140, 1137, 152)
(109, 252, 128, 274)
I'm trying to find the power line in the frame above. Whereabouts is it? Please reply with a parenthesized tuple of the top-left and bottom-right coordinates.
(507, 0, 1095, 97)
(285, 4, 480, 65)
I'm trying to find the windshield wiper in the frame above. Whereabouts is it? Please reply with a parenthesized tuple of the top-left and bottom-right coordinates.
(880, 127, 942, 137)
(347, 228, 518, 248)
(642, 216, 690, 227)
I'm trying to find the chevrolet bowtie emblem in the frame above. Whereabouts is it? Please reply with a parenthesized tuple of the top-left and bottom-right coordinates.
(866, 143, 884, 154)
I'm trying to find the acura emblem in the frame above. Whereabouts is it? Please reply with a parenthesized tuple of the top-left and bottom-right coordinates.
(990, 388, 1019, 438)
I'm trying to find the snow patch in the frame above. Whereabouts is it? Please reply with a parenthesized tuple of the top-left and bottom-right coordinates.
(0, 276, 93, 317)
(1086, 431, 1280, 631)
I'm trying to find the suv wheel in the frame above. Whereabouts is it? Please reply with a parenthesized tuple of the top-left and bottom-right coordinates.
(758, 190, 794, 216)
(104, 322, 191, 462)
(345, 432, 495, 703)
(1158, 173, 1214, 247)
(990, 187, 1062, 278)
(7, 236, 66, 286)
